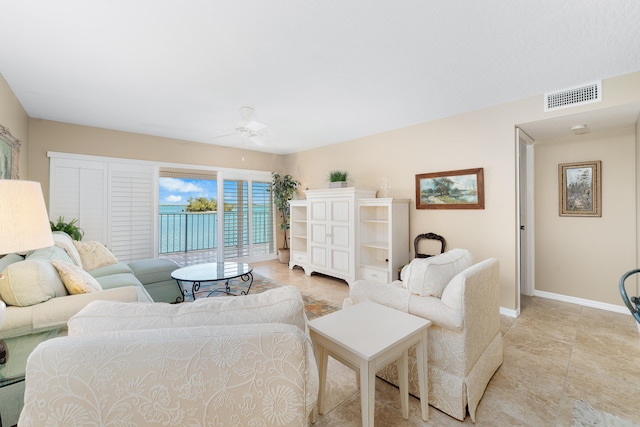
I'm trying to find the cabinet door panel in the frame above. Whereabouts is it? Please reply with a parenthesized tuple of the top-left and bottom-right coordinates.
(310, 200, 327, 221)
(310, 245, 327, 268)
(331, 249, 350, 274)
(331, 224, 350, 248)
(310, 224, 327, 244)
(330, 199, 351, 223)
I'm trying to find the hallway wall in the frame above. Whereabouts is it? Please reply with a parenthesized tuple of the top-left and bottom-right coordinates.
(534, 127, 636, 305)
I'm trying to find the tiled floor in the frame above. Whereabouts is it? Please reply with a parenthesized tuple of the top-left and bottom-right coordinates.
(248, 259, 640, 427)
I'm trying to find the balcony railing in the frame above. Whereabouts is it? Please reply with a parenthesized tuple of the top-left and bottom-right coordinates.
(159, 211, 272, 254)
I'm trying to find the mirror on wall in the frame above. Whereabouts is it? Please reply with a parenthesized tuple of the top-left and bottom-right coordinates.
(0, 124, 21, 179)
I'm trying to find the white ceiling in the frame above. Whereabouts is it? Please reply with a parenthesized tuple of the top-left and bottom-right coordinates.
(1, 1, 640, 154)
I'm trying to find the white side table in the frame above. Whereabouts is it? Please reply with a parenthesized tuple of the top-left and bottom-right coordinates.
(308, 301, 431, 426)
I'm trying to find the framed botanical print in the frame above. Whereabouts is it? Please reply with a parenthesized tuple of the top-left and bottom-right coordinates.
(415, 167, 484, 209)
(559, 161, 601, 217)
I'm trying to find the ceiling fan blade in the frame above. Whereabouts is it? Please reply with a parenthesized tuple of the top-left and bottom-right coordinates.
(249, 136, 267, 146)
(211, 131, 236, 139)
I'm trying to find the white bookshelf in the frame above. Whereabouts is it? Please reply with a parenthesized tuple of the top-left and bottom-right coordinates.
(288, 200, 309, 273)
(357, 198, 410, 284)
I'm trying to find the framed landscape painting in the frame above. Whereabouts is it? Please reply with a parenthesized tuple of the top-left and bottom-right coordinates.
(559, 160, 601, 217)
(416, 167, 484, 209)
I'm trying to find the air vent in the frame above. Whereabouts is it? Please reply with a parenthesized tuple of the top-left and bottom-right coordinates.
(544, 81, 602, 112)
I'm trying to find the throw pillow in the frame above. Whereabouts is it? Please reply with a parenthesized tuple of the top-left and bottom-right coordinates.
(51, 260, 102, 295)
(0, 253, 25, 272)
(0, 259, 68, 307)
(52, 231, 83, 268)
(72, 241, 118, 271)
(26, 245, 75, 265)
(404, 249, 473, 298)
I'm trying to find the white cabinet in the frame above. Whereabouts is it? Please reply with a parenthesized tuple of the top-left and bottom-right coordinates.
(288, 200, 309, 273)
(305, 187, 376, 285)
(358, 198, 410, 285)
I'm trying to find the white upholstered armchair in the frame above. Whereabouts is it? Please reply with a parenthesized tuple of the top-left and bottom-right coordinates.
(344, 250, 503, 422)
(19, 286, 319, 427)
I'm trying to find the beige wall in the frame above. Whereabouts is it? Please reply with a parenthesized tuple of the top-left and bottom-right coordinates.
(27, 119, 284, 199)
(0, 73, 29, 176)
(285, 72, 640, 312)
(286, 104, 527, 311)
(3, 71, 640, 312)
(535, 128, 636, 305)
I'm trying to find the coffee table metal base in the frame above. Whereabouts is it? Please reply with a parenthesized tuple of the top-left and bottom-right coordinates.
(171, 262, 254, 301)
(185, 272, 254, 299)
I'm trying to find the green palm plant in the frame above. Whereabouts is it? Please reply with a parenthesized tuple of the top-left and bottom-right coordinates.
(50, 216, 84, 241)
(268, 172, 299, 250)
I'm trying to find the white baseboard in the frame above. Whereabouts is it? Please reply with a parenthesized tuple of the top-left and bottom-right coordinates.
(500, 306, 519, 318)
(534, 290, 631, 315)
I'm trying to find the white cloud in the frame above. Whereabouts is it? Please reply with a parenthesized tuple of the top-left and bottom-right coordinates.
(166, 195, 182, 203)
(160, 178, 203, 193)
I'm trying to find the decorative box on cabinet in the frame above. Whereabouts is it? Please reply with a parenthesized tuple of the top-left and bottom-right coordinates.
(305, 187, 376, 285)
(357, 198, 410, 285)
(288, 200, 309, 274)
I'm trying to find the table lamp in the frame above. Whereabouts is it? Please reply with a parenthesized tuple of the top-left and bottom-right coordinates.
(0, 179, 54, 364)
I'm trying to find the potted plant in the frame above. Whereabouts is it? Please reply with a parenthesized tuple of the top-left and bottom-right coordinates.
(328, 170, 349, 188)
(50, 216, 84, 241)
(269, 172, 300, 263)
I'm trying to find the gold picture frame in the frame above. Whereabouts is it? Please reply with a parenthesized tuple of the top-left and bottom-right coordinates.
(415, 168, 484, 209)
(559, 161, 601, 217)
(0, 124, 21, 179)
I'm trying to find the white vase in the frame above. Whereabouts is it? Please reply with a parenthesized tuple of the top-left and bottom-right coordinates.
(329, 181, 347, 188)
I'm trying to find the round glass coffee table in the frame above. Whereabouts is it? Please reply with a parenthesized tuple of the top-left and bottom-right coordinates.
(171, 262, 253, 301)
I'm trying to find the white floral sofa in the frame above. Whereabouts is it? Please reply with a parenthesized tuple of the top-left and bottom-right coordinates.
(344, 249, 502, 422)
(0, 232, 179, 339)
(19, 285, 319, 426)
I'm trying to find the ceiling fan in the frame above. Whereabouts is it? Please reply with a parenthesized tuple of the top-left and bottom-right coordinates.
(212, 107, 271, 146)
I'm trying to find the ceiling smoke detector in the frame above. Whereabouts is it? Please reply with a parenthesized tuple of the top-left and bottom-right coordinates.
(570, 124, 590, 135)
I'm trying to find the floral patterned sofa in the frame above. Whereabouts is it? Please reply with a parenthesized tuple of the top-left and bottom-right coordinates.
(344, 249, 502, 422)
(19, 285, 319, 426)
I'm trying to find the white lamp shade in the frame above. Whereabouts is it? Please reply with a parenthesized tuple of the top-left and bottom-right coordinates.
(0, 180, 54, 254)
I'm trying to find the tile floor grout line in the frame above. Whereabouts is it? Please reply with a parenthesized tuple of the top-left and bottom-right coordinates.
(553, 305, 582, 427)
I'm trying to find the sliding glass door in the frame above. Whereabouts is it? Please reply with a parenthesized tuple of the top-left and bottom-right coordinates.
(159, 169, 274, 262)
(222, 176, 274, 262)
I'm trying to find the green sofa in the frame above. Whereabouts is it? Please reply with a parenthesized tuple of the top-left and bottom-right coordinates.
(0, 232, 181, 339)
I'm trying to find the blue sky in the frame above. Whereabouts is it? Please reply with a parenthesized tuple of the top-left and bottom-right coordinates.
(159, 178, 217, 205)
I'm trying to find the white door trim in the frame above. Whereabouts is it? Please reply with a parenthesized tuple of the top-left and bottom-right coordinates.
(516, 128, 536, 310)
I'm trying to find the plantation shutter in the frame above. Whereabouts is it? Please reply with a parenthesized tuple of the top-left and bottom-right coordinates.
(223, 179, 249, 259)
(49, 153, 156, 263)
(252, 180, 273, 257)
(49, 157, 108, 242)
(221, 177, 274, 261)
(108, 163, 156, 261)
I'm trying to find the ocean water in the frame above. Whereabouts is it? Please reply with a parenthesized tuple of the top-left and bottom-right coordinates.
(159, 205, 271, 253)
